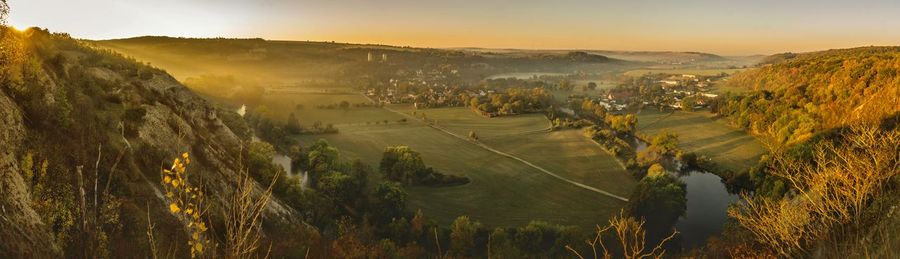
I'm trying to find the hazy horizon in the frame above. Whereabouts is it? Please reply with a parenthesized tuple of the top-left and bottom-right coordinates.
(9, 0, 900, 55)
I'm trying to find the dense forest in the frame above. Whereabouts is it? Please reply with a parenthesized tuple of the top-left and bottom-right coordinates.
(707, 47, 900, 258)
(717, 47, 899, 146)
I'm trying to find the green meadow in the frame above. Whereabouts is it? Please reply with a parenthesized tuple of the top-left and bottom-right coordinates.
(294, 105, 635, 227)
(636, 109, 766, 174)
(259, 92, 403, 127)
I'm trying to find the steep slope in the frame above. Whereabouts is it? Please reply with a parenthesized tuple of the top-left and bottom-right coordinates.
(0, 28, 305, 257)
(709, 46, 900, 258)
(0, 88, 61, 258)
(719, 46, 900, 145)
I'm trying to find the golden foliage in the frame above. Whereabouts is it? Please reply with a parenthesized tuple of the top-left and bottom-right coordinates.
(728, 125, 900, 256)
(160, 153, 210, 258)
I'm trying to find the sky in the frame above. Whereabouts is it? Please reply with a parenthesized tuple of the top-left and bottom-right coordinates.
(8, 0, 900, 55)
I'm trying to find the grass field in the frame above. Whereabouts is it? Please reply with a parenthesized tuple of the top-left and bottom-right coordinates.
(390, 105, 550, 138)
(391, 105, 634, 196)
(297, 121, 629, 228)
(483, 130, 635, 196)
(624, 68, 747, 77)
(635, 109, 766, 174)
(259, 92, 403, 127)
(291, 104, 636, 228)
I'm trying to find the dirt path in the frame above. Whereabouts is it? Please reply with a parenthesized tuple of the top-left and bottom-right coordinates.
(368, 97, 629, 202)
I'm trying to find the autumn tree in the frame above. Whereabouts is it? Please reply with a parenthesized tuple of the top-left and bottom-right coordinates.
(449, 216, 483, 256)
(650, 132, 678, 155)
(728, 125, 899, 257)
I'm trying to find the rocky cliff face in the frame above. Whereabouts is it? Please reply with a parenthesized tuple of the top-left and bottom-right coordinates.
(0, 90, 62, 258)
(0, 28, 305, 257)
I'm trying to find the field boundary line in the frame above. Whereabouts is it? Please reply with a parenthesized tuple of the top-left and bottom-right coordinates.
(636, 109, 675, 131)
(366, 95, 628, 202)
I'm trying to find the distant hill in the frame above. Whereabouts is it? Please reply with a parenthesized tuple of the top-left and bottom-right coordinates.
(93, 37, 633, 85)
(452, 47, 728, 64)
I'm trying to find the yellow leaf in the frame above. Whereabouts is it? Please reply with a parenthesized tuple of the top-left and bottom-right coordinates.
(193, 242, 204, 253)
(171, 179, 180, 188)
(169, 203, 181, 214)
(163, 175, 172, 184)
(192, 232, 199, 240)
(165, 192, 174, 198)
(182, 152, 189, 159)
(185, 208, 193, 215)
(199, 222, 207, 232)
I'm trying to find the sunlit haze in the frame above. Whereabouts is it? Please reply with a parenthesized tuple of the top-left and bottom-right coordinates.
(8, 0, 900, 55)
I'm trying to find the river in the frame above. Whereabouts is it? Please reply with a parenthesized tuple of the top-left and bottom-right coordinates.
(633, 138, 737, 249)
(674, 170, 739, 248)
(245, 102, 308, 189)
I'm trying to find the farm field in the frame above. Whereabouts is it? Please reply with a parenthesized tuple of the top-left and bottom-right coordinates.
(635, 109, 765, 174)
(624, 68, 747, 77)
(483, 130, 635, 196)
(390, 105, 549, 138)
(259, 92, 403, 127)
(389, 105, 634, 195)
(296, 120, 629, 228)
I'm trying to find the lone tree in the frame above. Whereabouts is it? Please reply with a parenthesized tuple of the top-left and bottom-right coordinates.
(587, 81, 598, 90)
(468, 130, 478, 140)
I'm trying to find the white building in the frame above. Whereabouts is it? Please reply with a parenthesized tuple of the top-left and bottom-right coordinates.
(660, 80, 679, 86)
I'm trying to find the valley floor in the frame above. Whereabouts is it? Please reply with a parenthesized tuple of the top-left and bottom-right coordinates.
(298, 105, 635, 228)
